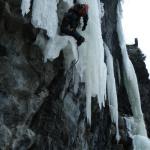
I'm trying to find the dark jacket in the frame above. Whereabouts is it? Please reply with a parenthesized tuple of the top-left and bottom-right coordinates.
(61, 4, 88, 32)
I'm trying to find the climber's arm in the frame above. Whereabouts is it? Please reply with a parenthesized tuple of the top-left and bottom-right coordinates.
(82, 14, 88, 31)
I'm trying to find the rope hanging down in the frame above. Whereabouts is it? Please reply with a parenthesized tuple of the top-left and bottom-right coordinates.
(61, 47, 80, 99)
(65, 46, 80, 79)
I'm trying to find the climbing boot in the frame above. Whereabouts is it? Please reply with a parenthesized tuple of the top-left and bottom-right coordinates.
(77, 36, 85, 46)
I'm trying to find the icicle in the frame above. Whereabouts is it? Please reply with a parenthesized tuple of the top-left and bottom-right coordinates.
(31, 0, 58, 38)
(105, 43, 120, 141)
(77, 0, 106, 124)
(117, 0, 147, 136)
(21, 0, 31, 16)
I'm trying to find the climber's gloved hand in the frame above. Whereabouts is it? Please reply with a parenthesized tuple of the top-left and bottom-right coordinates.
(82, 25, 86, 31)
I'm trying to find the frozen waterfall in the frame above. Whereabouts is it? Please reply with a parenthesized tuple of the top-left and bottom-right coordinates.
(21, 0, 58, 38)
(117, 1, 150, 149)
(77, 0, 107, 124)
(21, 0, 120, 132)
(117, 0, 147, 137)
(21, 0, 31, 16)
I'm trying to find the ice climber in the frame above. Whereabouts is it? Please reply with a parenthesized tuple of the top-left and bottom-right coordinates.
(60, 4, 89, 46)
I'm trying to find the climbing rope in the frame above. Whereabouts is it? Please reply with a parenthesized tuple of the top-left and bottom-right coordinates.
(65, 46, 80, 80)
(62, 46, 80, 98)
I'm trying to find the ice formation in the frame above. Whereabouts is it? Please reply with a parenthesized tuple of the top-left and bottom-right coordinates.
(31, 0, 58, 38)
(21, 0, 31, 16)
(124, 117, 150, 150)
(117, 0, 147, 137)
(21, 0, 58, 38)
(133, 135, 150, 150)
(124, 117, 134, 137)
(44, 35, 78, 65)
(117, 1, 150, 149)
(21, 0, 109, 126)
(105, 43, 120, 141)
(21, 1, 150, 147)
(77, 0, 107, 124)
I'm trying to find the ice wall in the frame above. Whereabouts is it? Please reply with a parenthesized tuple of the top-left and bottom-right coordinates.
(117, 0, 147, 137)
(125, 117, 150, 150)
(21, 0, 58, 38)
(31, 0, 58, 38)
(117, 2, 150, 148)
(117, 2, 150, 149)
(21, 0, 108, 126)
(21, 1, 117, 135)
(21, 0, 31, 16)
(77, 0, 107, 124)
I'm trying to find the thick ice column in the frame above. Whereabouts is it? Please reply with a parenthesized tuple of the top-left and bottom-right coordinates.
(78, 0, 107, 124)
(105, 43, 120, 141)
(21, 0, 31, 16)
(31, 0, 58, 38)
(133, 135, 150, 150)
(117, 1, 147, 136)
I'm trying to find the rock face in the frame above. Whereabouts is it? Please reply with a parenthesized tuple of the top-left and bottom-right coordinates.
(0, 0, 150, 150)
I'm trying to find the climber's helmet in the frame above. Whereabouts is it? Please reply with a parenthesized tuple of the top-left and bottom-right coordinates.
(79, 4, 89, 16)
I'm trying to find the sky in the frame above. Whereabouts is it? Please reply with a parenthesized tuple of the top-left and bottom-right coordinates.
(122, 0, 150, 77)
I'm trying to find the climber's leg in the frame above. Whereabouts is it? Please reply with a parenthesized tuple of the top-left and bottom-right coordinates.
(61, 26, 85, 46)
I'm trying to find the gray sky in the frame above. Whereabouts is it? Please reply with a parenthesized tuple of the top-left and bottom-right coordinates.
(122, 0, 150, 77)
